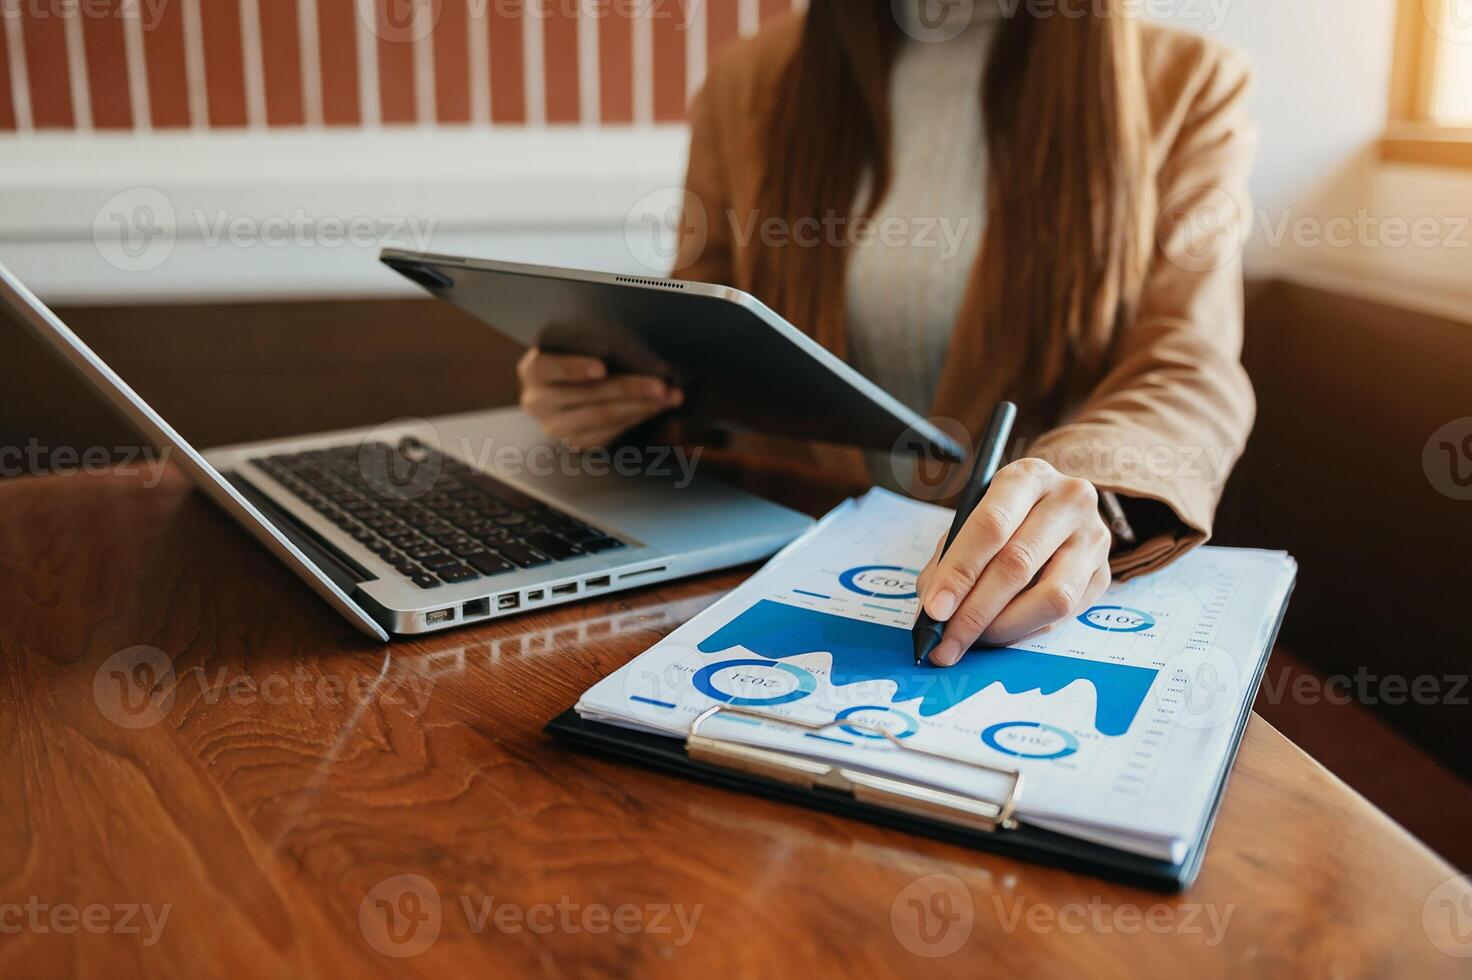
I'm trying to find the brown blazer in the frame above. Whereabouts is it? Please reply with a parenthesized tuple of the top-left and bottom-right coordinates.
(674, 15, 1257, 578)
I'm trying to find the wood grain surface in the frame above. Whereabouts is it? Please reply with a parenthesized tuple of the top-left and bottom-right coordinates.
(0, 468, 1467, 979)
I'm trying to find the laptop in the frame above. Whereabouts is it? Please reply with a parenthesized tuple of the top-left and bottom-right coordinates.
(4, 257, 959, 641)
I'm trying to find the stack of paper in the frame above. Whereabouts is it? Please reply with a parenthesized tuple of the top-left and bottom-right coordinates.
(577, 490, 1296, 861)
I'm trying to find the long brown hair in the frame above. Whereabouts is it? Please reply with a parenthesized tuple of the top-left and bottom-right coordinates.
(751, 1, 1154, 405)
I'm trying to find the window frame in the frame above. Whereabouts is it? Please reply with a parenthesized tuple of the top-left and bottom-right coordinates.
(1383, 0, 1472, 168)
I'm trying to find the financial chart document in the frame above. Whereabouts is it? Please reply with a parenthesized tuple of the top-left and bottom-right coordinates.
(578, 490, 1297, 860)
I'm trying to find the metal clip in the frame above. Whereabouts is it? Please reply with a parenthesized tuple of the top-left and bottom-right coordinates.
(686, 704, 1022, 832)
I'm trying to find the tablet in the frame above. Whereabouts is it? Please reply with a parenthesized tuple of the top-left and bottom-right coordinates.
(380, 249, 965, 463)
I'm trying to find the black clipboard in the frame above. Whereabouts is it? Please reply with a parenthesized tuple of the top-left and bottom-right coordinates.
(546, 580, 1293, 893)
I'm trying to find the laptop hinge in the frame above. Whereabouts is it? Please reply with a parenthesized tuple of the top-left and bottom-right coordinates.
(223, 471, 377, 593)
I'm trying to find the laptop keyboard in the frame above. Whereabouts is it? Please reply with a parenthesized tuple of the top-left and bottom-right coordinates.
(250, 438, 625, 589)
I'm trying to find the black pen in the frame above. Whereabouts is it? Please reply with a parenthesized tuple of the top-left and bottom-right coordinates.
(912, 401, 1017, 666)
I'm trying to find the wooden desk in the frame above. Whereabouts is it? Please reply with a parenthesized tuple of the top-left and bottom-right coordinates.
(0, 469, 1467, 978)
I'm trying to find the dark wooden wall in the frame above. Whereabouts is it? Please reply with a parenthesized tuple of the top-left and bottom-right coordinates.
(1217, 279, 1472, 781)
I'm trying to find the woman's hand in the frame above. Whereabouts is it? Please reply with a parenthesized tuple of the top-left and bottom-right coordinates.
(517, 348, 683, 450)
(915, 457, 1113, 666)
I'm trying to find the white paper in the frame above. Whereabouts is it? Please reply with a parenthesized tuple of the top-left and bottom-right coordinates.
(577, 489, 1296, 860)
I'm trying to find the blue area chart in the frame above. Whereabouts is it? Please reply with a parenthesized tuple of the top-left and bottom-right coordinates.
(696, 600, 1159, 737)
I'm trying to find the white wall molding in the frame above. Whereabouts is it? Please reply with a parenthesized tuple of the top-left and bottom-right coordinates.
(1246, 156, 1472, 315)
(0, 128, 690, 304)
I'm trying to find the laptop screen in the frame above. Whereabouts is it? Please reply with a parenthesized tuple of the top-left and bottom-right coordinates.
(5, 288, 524, 476)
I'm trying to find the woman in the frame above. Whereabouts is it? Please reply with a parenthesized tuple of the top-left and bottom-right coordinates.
(518, 1, 1256, 667)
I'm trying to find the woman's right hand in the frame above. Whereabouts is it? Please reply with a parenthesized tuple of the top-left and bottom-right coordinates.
(517, 348, 684, 450)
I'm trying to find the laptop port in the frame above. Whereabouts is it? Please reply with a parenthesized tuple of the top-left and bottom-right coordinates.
(618, 566, 666, 580)
(497, 593, 521, 610)
(526, 589, 545, 602)
(586, 575, 611, 589)
(463, 597, 490, 618)
(425, 608, 455, 624)
(551, 582, 578, 597)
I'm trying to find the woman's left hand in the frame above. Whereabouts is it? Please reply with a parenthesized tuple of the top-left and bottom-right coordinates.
(915, 457, 1114, 667)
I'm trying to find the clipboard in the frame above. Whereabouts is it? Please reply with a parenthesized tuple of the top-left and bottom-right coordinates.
(546, 580, 1292, 893)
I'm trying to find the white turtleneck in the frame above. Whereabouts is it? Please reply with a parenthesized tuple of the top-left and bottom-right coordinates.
(844, 13, 994, 422)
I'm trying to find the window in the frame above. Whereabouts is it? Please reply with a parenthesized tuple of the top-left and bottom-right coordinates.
(1431, 9, 1472, 122)
(1384, 0, 1472, 167)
